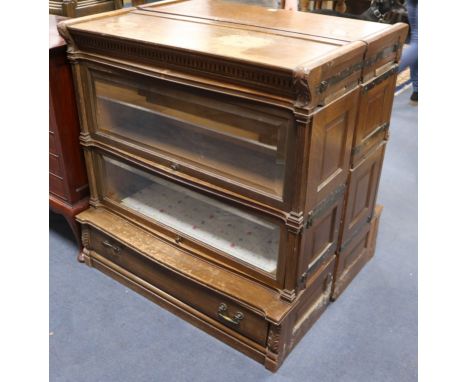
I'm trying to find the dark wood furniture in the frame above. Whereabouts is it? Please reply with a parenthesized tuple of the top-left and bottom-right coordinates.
(299, 0, 347, 12)
(344, 0, 372, 14)
(59, 0, 407, 371)
(49, 0, 123, 18)
(49, 15, 89, 247)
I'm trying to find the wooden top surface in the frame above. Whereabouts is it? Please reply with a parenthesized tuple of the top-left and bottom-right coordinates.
(50, 15, 68, 50)
(61, 0, 403, 71)
(69, 10, 342, 70)
(140, 0, 390, 42)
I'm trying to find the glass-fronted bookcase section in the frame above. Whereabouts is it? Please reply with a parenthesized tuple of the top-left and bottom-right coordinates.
(86, 66, 296, 208)
(93, 151, 287, 282)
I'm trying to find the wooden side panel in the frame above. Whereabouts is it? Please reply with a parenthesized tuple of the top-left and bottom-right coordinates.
(340, 142, 385, 246)
(368, 204, 383, 256)
(305, 88, 358, 213)
(352, 67, 396, 166)
(298, 189, 344, 287)
(332, 205, 383, 300)
(286, 254, 335, 355)
(362, 23, 408, 81)
(49, 173, 66, 199)
(265, 254, 336, 372)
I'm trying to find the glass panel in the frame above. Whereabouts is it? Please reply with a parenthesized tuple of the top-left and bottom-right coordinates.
(102, 155, 281, 274)
(93, 72, 292, 198)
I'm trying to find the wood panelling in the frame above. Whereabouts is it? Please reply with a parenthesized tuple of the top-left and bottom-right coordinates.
(305, 88, 358, 212)
(340, 142, 386, 246)
(352, 66, 397, 166)
(333, 204, 383, 300)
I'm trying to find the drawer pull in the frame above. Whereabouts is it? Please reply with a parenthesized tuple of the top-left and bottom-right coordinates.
(174, 235, 182, 244)
(102, 240, 121, 255)
(170, 163, 180, 171)
(217, 303, 244, 326)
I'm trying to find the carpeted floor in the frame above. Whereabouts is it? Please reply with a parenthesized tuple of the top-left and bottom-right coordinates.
(50, 89, 417, 382)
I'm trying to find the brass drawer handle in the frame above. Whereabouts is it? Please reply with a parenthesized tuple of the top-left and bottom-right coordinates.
(217, 303, 244, 326)
(102, 240, 121, 255)
(174, 235, 182, 244)
(170, 163, 180, 171)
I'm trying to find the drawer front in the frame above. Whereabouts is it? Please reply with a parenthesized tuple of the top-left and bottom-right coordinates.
(352, 67, 396, 167)
(49, 173, 66, 199)
(305, 88, 358, 213)
(49, 153, 63, 178)
(88, 227, 269, 346)
(49, 131, 58, 155)
(87, 65, 295, 208)
(340, 142, 385, 246)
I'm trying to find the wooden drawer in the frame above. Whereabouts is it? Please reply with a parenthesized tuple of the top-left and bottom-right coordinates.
(49, 131, 59, 155)
(351, 67, 397, 167)
(49, 173, 66, 199)
(340, 142, 386, 246)
(49, 153, 63, 177)
(87, 226, 269, 346)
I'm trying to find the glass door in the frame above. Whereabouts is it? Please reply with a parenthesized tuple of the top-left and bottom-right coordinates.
(90, 68, 294, 201)
(99, 154, 282, 275)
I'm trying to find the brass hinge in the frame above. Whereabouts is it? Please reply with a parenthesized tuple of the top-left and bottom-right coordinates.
(306, 184, 346, 229)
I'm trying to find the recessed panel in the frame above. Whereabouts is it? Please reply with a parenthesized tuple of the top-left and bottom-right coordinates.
(319, 114, 347, 184)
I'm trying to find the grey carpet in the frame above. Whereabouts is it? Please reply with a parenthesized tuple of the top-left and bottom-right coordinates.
(50, 89, 417, 382)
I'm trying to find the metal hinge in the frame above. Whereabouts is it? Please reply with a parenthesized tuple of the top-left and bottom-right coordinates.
(300, 252, 333, 284)
(363, 66, 398, 93)
(364, 45, 401, 68)
(316, 62, 363, 94)
(306, 184, 346, 229)
(352, 122, 390, 156)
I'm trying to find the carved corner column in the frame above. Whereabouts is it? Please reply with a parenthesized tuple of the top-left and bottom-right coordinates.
(265, 321, 288, 371)
(79, 224, 91, 264)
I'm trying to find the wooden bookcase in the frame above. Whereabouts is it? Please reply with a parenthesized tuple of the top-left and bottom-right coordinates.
(58, 0, 407, 371)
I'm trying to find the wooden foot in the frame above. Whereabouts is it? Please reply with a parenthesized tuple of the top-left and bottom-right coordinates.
(49, 194, 89, 251)
(77, 250, 86, 263)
